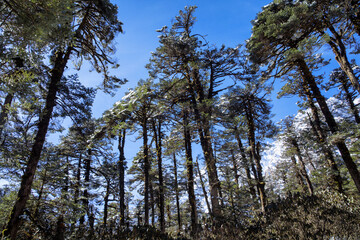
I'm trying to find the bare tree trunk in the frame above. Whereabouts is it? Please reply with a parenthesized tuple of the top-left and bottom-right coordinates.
(296, 58, 360, 193)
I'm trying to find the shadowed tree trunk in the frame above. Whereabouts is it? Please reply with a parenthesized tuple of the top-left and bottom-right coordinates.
(88, 206, 95, 240)
(142, 117, 150, 225)
(166, 204, 171, 228)
(291, 139, 314, 195)
(183, 109, 198, 234)
(172, 153, 181, 232)
(290, 156, 307, 192)
(150, 179, 155, 226)
(196, 157, 212, 215)
(246, 105, 266, 213)
(152, 118, 165, 232)
(103, 180, 110, 228)
(230, 149, 239, 188)
(184, 66, 221, 220)
(189, 94, 220, 219)
(304, 97, 344, 193)
(80, 149, 92, 225)
(118, 129, 126, 226)
(54, 215, 65, 240)
(234, 126, 257, 199)
(72, 153, 82, 232)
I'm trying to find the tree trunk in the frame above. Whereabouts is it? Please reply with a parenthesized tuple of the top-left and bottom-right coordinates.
(341, 80, 360, 124)
(196, 157, 212, 215)
(234, 126, 257, 199)
(296, 58, 360, 193)
(142, 118, 150, 225)
(0, 93, 13, 136)
(118, 129, 126, 226)
(81, 149, 92, 225)
(194, 112, 220, 219)
(230, 149, 239, 188)
(34, 172, 46, 220)
(3, 48, 72, 239)
(152, 119, 165, 232)
(54, 215, 65, 240)
(186, 69, 221, 219)
(246, 106, 266, 213)
(0, 58, 25, 136)
(72, 153, 82, 232)
(63, 157, 69, 199)
(290, 156, 307, 192)
(75, 154, 82, 204)
(226, 168, 236, 221)
(291, 139, 314, 195)
(166, 204, 171, 228)
(88, 206, 95, 240)
(183, 110, 198, 234)
(150, 179, 155, 226)
(103, 180, 110, 228)
(304, 93, 344, 193)
(172, 153, 181, 232)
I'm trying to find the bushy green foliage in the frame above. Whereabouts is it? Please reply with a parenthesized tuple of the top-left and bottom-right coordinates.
(199, 191, 360, 239)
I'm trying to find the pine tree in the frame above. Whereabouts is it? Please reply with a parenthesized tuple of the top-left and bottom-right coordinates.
(148, 6, 241, 221)
(247, 1, 360, 194)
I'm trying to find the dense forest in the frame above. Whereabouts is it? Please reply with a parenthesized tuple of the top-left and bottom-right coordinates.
(1, 0, 360, 239)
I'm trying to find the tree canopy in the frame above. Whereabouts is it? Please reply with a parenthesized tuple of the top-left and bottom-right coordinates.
(0, 1, 360, 239)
